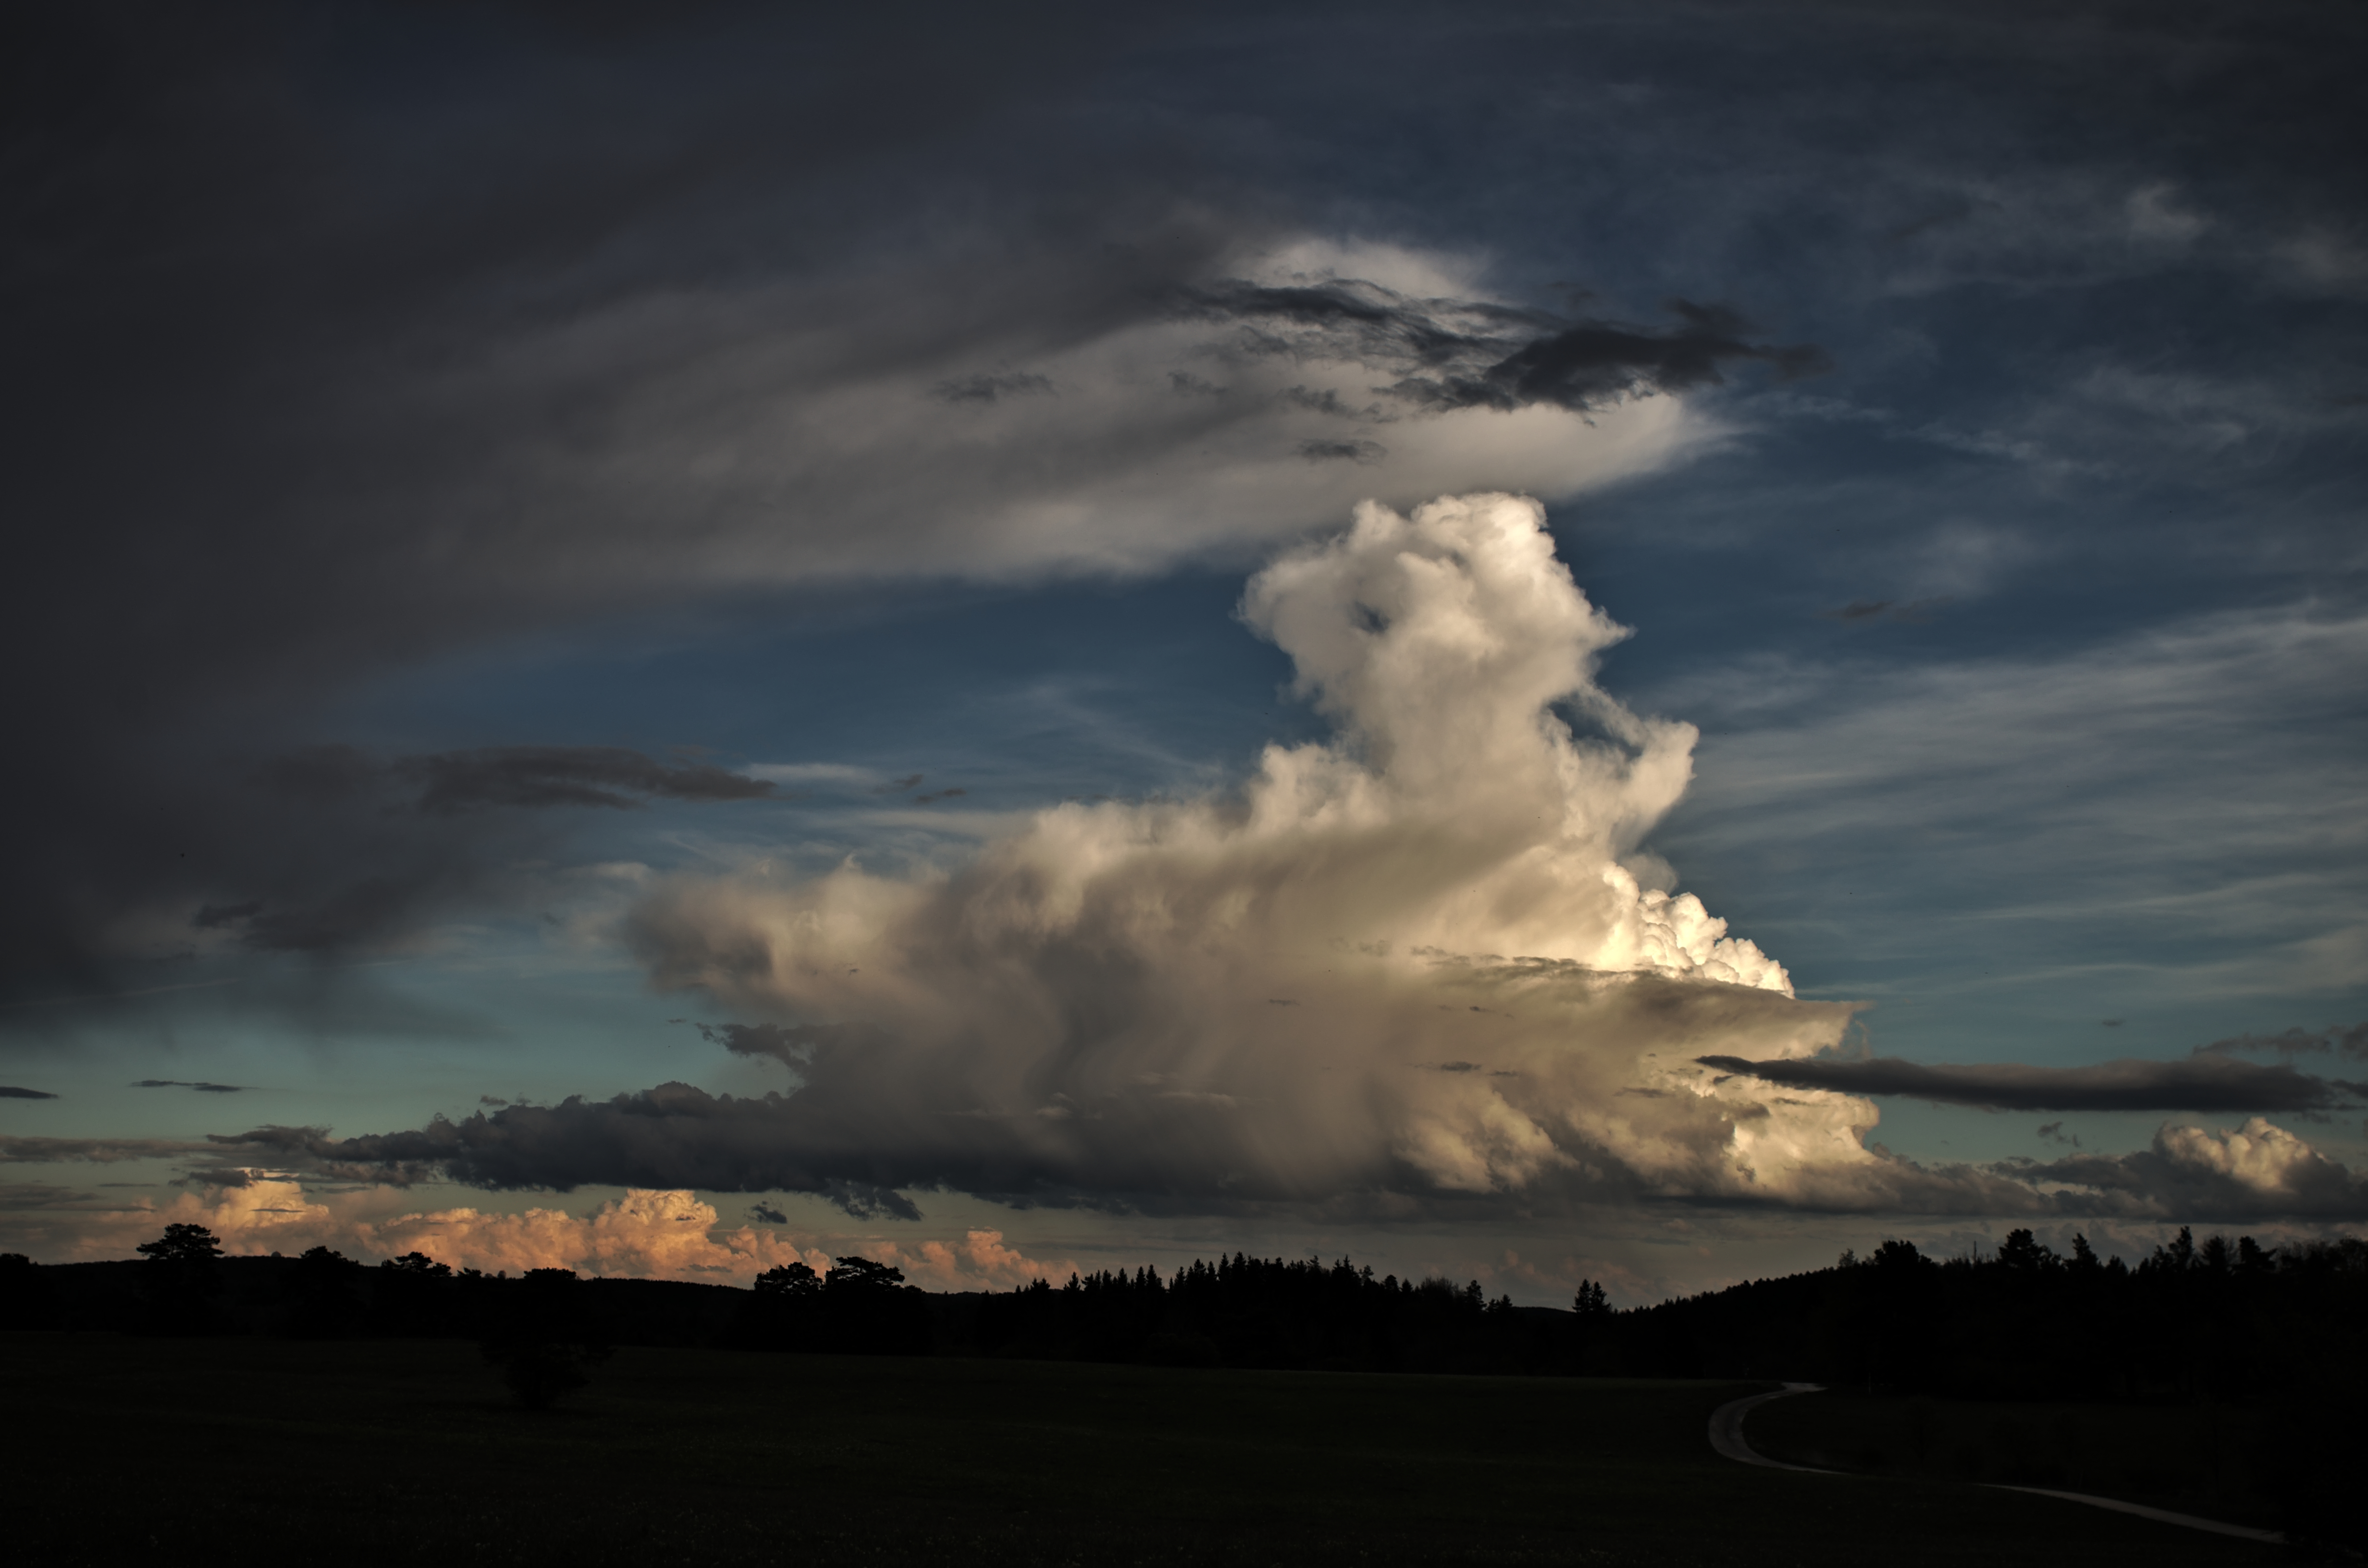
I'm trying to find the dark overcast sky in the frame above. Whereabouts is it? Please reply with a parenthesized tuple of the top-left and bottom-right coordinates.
(2, 0, 2362, 1297)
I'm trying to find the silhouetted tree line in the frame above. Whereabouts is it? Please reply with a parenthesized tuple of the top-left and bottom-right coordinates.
(1591, 1228, 2368, 1399)
(736, 1256, 935, 1355)
(936, 1254, 1565, 1374)
(0, 1230, 627, 1408)
(0, 1233, 730, 1351)
(1, 1234, 1559, 1373)
(8, 1224, 2361, 1404)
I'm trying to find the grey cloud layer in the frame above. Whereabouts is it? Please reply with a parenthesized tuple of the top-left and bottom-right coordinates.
(217, 1052, 2368, 1225)
(1698, 1053, 2358, 1113)
(2, 6, 1748, 999)
(228, 970, 1849, 1221)
(7, 0, 2359, 1018)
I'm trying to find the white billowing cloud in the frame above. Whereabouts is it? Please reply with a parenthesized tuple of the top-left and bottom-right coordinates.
(362, 1191, 1075, 1288)
(2157, 1117, 2333, 1196)
(2014, 1117, 2368, 1220)
(11, 1177, 343, 1263)
(884, 1228, 1080, 1293)
(364, 1188, 814, 1278)
(624, 494, 1903, 1212)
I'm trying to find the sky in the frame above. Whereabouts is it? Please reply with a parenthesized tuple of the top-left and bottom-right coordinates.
(2, 0, 2364, 1304)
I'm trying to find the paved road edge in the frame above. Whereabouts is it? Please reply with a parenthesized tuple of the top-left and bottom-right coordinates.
(1704, 1384, 2286, 1545)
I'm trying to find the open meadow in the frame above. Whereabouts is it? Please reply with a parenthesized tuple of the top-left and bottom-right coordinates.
(1, 1332, 2300, 1567)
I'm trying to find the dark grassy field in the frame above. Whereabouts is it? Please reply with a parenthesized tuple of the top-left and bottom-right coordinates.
(0, 1333, 2300, 1566)
(1744, 1386, 2282, 1530)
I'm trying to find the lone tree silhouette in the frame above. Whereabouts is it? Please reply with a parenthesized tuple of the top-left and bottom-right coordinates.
(754, 1260, 822, 1299)
(737, 1259, 824, 1350)
(137, 1222, 223, 1273)
(375, 1250, 455, 1335)
(824, 1255, 929, 1356)
(287, 1245, 365, 1338)
(135, 1223, 224, 1334)
(481, 1267, 609, 1410)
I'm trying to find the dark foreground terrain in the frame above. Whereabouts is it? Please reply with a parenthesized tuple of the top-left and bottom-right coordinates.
(1, 1333, 2301, 1567)
(1746, 1387, 2282, 1532)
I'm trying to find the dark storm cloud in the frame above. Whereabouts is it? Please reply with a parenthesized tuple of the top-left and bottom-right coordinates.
(1175, 278, 1540, 365)
(0, 738, 775, 976)
(217, 1089, 925, 1220)
(210, 1077, 1576, 1220)
(1697, 1053, 2351, 1112)
(0, 1087, 59, 1100)
(0, 0, 1166, 1002)
(133, 1080, 246, 1094)
(1180, 280, 1825, 416)
(1420, 304, 1831, 412)
(1297, 439, 1388, 464)
(180, 1166, 260, 1188)
(694, 1021, 886, 1067)
(209, 1071, 2368, 1225)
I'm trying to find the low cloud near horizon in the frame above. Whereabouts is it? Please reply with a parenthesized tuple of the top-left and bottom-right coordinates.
(1698, 1052, 2365, 1113)
(0, 1174, 1075, 1292)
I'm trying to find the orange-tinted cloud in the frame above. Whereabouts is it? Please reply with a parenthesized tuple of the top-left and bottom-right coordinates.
(9, 1177, 1074, 1286)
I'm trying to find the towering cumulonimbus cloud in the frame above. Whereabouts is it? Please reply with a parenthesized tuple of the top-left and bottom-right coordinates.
(614, 494, 1875, 1210)
(217, 494, 2368, 1221)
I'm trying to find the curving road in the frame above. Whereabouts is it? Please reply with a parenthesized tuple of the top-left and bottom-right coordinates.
(1705, 1383, 1837, 1471)
(1706, 1384, 2286, 1544)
